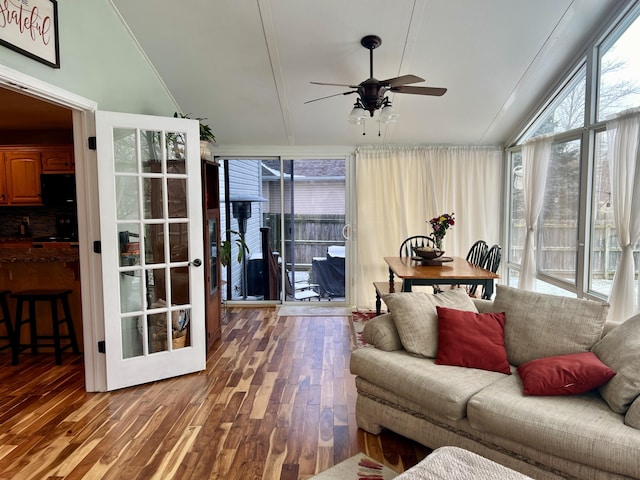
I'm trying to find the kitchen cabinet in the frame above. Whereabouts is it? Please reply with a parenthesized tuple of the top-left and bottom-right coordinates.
(0, 162, 7, 205)
(3, 151, 42, 205)
(0, 146, 74, 206)
(42, 148, 74, 173)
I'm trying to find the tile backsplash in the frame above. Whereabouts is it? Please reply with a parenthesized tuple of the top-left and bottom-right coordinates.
(0, 205, 77, 238)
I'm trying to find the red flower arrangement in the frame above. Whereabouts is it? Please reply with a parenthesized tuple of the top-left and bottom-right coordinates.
(428, 212, 455, 250)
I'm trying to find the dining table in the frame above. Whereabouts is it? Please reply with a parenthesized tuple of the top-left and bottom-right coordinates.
(383, 255, 499, 299)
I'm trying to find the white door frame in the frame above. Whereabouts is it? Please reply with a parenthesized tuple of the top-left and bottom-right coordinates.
(0, 64, 107, 391)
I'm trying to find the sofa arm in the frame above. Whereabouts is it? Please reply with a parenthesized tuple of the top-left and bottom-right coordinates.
(362, 313, 404, 351)
(625, 395, 640, 429)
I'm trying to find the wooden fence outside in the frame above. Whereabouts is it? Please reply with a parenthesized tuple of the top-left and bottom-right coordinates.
(263, 213, 345, 269)
(511, 222, 638, 280)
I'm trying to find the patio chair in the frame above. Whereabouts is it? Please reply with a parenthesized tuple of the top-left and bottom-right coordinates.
(285, 270, 320, 301)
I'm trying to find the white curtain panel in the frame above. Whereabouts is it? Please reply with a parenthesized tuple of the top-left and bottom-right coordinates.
(606, 107, 640, 321)
(354, 145, 502, 310)
(518, 136, 552, 291)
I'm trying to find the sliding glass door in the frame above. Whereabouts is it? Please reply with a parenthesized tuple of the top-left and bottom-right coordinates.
(217, 156, 349, 305)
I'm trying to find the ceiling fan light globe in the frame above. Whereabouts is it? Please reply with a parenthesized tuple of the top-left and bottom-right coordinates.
(348, 106, 367, 124)
(379, 104, 399, 124)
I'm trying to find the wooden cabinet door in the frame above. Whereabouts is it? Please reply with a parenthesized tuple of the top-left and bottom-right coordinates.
(5, 152, 42, 205)
(0, 157, 7, 205)
(202, 159, 221, 350)
(42, 148, 74, 172)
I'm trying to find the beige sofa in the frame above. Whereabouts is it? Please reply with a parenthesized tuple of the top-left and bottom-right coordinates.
(350, 286, 640, 479)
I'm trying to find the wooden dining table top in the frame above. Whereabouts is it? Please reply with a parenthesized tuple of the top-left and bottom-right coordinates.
(384, 256, 499, 280)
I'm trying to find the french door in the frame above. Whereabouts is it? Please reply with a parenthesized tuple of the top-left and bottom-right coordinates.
(95, 111, 205, 390)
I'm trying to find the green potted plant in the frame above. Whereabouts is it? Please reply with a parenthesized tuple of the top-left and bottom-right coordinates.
(219, 230, 249, 267)
(173, 112, 216, 159)
(173, 112, 216, 143)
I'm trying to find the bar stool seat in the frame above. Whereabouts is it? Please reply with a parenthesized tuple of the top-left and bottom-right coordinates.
(11, 289, 79, 365)
(0, 290, 14, 354)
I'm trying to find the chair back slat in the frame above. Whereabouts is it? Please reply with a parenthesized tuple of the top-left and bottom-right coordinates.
(399, 235, 436, 258)
(466, 240, 488, 267)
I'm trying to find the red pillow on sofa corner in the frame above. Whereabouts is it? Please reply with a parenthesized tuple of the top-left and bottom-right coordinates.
(517, 352, 616, 396)
(435, 306, 511, 374)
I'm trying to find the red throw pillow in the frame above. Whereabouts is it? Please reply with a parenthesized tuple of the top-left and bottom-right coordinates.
(517, 352, 616, 396)
(435, 306, 511, 374)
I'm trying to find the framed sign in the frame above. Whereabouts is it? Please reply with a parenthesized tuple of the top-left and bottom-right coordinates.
(0, 0, 59, 68)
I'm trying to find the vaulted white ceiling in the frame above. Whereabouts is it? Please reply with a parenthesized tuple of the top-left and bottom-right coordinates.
(110, 1, 620, 146)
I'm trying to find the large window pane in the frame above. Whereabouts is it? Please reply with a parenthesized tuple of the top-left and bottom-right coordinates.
(509, 151, 524, 265)
(590, 131, 625, 297)
(598, 12, 640, 121)
(525, 66, 586, 139)
(538, 140, 581, 285)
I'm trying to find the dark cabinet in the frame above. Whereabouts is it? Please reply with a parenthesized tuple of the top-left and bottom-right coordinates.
(202, 158, 221, 350)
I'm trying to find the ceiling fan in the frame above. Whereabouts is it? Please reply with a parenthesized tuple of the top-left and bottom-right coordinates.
(305, 35, 447, 122)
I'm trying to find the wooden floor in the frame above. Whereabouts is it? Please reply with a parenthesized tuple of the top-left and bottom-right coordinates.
(0, 307, 429, 479)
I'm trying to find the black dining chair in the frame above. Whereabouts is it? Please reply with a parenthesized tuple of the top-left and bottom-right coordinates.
(374, 235, 439, 315)
(480, 244, 502, 299)
(465, 240, 489, 297)
(399, 235, 437, 258)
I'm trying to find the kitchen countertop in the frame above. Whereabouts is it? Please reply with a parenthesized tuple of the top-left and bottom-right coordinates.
(0, 246, 79, 263)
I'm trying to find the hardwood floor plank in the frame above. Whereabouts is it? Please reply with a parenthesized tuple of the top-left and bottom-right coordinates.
(0, 307, 429, 479)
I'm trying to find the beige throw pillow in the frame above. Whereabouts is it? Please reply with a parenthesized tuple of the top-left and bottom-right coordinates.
(592, 314, 640, 414)
(382, 289, 478, 357)
(493, 285, 609, 366)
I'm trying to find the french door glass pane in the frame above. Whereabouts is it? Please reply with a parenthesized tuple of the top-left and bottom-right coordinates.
(115, 177, 139, 220)
(113, 128, 137, 173)
(538, 139, 581, 285)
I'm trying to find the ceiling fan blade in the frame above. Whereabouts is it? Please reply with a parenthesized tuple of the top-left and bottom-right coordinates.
(392, 85, 447, 96)
(304, 90, 356, 104)
(380, 74, 425, 87)
(310, 81, 360, 88)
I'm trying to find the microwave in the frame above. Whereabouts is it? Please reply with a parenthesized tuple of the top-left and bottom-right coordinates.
(40, 174, 77, 206)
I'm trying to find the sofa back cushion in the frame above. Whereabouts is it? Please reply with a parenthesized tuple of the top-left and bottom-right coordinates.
(383, 288, 477, 358)
(592, 313, 640, 414)
(493, 285, 609, 366)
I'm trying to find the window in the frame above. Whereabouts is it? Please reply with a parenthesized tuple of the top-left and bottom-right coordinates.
(590, 131, 619, 296)
(508, 151, 524, 268)
(505, 3, 640, 302)
(598, 13, 640, 121)
(525, 66, 586, 139)
(539, 139, 581, 285)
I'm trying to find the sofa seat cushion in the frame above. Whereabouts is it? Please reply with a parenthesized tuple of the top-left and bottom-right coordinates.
(492, 285, 609, 366)
(467, 375, 640, 478)
(350, 347, 510, 421)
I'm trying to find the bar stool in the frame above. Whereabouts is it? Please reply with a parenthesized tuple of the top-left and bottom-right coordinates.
(11, 289, 80, 365)
(0, 290, 15, 355)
